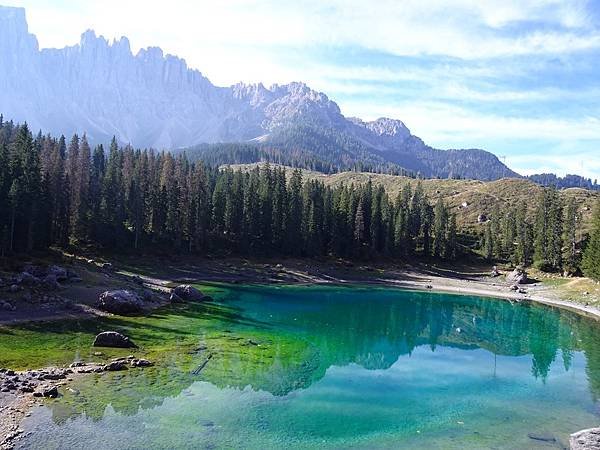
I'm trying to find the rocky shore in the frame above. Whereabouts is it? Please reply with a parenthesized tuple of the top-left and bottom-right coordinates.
(571, 428, 600, 449)
(0, 356, 154, 450)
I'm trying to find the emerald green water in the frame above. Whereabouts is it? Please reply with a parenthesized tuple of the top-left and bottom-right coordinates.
(5, 284, 600, 449)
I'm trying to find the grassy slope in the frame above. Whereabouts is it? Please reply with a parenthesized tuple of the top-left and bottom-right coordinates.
(228, 163, 600, 232)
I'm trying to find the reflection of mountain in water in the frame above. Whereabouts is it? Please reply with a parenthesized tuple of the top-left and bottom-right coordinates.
(47, 287, 600, 423)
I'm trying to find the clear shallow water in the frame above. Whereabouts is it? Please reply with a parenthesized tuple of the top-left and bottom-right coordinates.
(7, 285, 600, 449)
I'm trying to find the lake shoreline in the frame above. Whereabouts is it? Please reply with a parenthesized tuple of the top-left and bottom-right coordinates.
(1, 257, 599, 448)
(2, 256, 598, 325)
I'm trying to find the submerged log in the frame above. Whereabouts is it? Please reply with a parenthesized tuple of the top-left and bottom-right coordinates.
(192, 354, 213, 375)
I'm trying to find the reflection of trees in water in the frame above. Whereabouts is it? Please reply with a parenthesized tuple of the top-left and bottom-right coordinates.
(47, 290, 600, 422)
(577, 320, 600, 402)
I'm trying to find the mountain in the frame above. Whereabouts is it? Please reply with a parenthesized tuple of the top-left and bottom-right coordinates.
(0, 5, 518, 180)
(527, 173, 599, 191)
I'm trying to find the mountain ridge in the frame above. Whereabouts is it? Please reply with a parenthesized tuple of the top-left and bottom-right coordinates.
(0, 5, 519, 180)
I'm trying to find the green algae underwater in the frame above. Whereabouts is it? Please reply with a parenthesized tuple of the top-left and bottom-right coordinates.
(4, 283, 600, 449)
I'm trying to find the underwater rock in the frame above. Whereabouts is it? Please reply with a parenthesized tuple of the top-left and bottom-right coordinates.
(42, 386, 59, 398)
(93, 331, 137, 348)
(104, 361, 129, 371)
(131, 359, 153, 367)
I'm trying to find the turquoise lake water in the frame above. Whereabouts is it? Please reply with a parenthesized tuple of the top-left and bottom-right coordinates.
(10, 284, 600, 449)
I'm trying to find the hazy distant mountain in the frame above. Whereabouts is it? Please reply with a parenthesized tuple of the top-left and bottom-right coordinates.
(527, 173, 599, 191)
(0, 5, 518, 180)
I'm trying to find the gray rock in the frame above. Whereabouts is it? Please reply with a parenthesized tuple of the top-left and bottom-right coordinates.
(8, 284, 19, 293)
(97, 290, 143, 314)
(571, 427, 600, 449)
(42, 386, 59, 398)
(142, 290, 158, 302)
(47, 265, 68, 281)
(102, 263, 113, 270)
(104, 360, 129, 371)
(42, 273, 61, 291)
(131, 359, 153, 367)
(172, 285, 206, 302)
(506, 267, 528, 285)
(17, 271, 40, 286)
(1, 301, 15, 312)
(169, 292, 184, 303)
(93, 331, 137, 348)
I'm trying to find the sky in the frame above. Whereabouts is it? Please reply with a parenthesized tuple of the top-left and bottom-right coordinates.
(4, 0, 600, 179)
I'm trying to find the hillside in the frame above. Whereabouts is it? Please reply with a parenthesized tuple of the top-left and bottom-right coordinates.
(229, 163, 600, 232)
(0, 5, 517, 181)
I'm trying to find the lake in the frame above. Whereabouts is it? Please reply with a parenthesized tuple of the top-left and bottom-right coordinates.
(5, 284, 600, 449)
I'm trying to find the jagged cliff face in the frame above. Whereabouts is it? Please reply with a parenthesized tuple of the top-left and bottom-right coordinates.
(0, 5, 519, 180)
(0, 6, 345, 149)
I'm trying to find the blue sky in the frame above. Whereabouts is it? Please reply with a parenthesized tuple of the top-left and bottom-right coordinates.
(5, 0, 600, 178)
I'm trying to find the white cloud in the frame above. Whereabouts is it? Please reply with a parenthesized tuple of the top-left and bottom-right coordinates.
(340, 101, 600, 142)
(8, 0, 600, 63)
(337, 100, 600, 177)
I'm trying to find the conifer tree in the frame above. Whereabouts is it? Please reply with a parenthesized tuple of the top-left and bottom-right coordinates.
(563, 198, 580, 273)
(433, 198, 448, 257)
(582, 201, 600, 280)
(446, 213, 458, 259)
(482, 221, 494, 261)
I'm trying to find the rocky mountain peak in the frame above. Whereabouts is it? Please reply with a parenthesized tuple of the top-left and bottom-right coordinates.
(0, 6, 38, 56)
(366, 118, 410, 138)
(0, 4, 519, 180)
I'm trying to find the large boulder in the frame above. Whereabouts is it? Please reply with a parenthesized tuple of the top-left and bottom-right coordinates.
(93, 331, 137, 348)
(97, 290, 144, 314)
(171, 285, 207, 302)
(506, 267, 528, 285)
